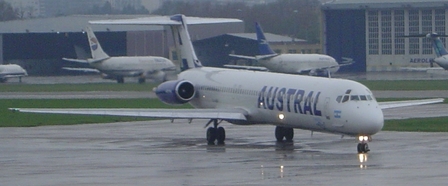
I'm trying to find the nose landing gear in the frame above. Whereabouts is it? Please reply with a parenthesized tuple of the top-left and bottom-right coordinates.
(357, 135, 371, 153)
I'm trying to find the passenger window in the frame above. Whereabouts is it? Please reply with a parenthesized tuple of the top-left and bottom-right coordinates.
(360, 95, 367, 100)
(342, 95, 349, 103)
(336, 96, 342, 103)
(350, 95, 360, 101)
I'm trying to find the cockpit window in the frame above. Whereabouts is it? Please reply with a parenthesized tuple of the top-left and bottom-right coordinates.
(342, 95, 349, 103)
(350, 95, 360, 101)
(367, 95, 373, 100)
(360, 95, 367, 100)
(336, 96, 342, 103)
(345, 89, 352, 94)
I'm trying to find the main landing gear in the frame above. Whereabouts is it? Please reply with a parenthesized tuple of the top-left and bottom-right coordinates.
(357, 135, 371, 153)
(205, 119, 225, 145)
(116, 77, 124, 84)
(275, 126, 294, 142)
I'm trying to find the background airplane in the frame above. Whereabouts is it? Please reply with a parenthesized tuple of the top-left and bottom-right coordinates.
(400, 33, 448, 71)
(10, 15, 443, 154)
(63, 26, 176, 84)
(0, 64, 27, 83)
(226, 22, 353, 76)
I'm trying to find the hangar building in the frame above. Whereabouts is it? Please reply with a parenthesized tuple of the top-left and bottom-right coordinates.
(0, 15, 243, 75)
(322, 0, 448, 72)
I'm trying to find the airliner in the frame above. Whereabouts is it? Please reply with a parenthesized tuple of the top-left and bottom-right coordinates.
(63, 26, 176, 83)
(226, 22, 353, 76)
(10, 15, 443, 153)
(0, 64, 27, 83)
(401, 33, 448, 71)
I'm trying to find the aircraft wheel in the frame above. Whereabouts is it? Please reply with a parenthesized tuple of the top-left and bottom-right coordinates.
(357, 143, 363, 153)
(216, 127, 226, 145)
(275, 126, 285, 142)
(117, 77, 124, 84)
(284, 128, 294, 142)
(357, 143, 370, 153)
(206, 127, 217, 145)
(138, 77, 145, 84)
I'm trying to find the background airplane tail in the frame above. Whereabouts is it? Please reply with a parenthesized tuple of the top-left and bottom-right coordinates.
(255, 22, 276, 55)
(432, 37, 448, 57)
(170, 14, 203, 71)
(85, 26, 110, 60)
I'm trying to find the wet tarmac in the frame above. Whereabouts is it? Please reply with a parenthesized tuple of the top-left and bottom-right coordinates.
(1, 120, 447, 186)
(2, 72, 448, 185)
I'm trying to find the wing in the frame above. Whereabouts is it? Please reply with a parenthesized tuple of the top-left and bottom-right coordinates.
(62, 58, 89, 63)
(63, 57, 109, 64)
(379, 98, 444, 109)
(89, 16, 242, 26)
(223, 64, 268, 71)
(62, 67, 100, 73)
(8, 108, 248, 121)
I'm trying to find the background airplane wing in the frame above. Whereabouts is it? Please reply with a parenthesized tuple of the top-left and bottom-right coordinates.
(8, 108, 248, 121)
(223, 64, 268, 71)
(89, 15, 242, 26)
(62, 67, 100, 73)
(379, 98, 444, 109)
(62, 58, 89, 63)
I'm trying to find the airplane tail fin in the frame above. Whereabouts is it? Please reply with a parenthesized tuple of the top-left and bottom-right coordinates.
(85, 26, 110, 60)
(431, 37, 448, 57)
(170, 14, 203, 71)
(255, 22, 276, 55)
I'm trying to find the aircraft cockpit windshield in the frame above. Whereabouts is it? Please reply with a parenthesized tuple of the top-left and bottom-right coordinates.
(336, 89, 375, 103)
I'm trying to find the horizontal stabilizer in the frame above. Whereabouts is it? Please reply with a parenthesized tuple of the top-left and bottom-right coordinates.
(90, 15, 242, 26)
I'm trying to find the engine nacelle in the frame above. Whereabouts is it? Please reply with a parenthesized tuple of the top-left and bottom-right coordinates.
(155, 80, 195, 104)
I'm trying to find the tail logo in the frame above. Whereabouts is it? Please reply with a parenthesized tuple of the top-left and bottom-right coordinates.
(90, 38, 99, 51)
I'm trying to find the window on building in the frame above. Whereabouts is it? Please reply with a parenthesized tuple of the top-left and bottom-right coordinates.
(368, 11, 379, 55)
(394, 10, 405, 55)
(435, 9, 447, 50)
(408, 10, 420, 55)
(381, 10, 392, 55)
(422, 10, 433, 54)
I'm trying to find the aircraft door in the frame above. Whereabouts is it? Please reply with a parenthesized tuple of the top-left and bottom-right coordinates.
(324, 97, 331, 120)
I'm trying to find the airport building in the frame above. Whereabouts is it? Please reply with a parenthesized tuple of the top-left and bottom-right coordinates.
(0, 15, 243, 75)
(322, 0, 448, 72)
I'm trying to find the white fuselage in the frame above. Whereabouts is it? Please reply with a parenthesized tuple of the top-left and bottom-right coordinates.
(180, 67, 383, 136)
(259, 54, 339, 74)
(90, 56, 176, 78)
(0, 64, 27, 78)
(434, 55, 448, 70)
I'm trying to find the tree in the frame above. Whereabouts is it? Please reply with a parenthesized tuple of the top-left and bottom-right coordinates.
(153, 0, 322, 43)
(0, 0, 18, 21)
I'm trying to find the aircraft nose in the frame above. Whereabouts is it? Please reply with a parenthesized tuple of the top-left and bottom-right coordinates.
(362, 107, 384, 135)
